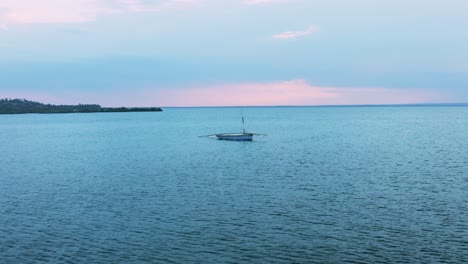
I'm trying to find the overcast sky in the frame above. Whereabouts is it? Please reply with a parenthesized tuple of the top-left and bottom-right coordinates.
(1, 0, 467, 106)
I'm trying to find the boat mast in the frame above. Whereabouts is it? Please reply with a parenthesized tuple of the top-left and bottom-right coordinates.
(241, 107, 246, 134)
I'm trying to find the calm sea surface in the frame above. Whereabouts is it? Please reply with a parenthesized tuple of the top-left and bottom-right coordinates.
(1, 106, 467, 263)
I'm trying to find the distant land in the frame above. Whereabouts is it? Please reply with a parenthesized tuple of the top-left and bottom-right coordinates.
(0, 99, 162, 114)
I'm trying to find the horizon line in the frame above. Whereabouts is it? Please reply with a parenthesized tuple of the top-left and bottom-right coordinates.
(2, 98, 468, 108)
(160, 102, 468, 108)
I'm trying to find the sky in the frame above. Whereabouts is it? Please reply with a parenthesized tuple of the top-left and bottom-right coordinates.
(0, 0, 467, 106)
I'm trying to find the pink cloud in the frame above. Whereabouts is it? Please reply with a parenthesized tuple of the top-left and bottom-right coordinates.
(0, 0, 99, 24)
(1, 80, 448, 107)
(149, 80, 447, 107)
(153, 80, 334, 107)
(244, 0, 295, 5)
(0, 0, 197, 25)
(272, 26, 319, 40)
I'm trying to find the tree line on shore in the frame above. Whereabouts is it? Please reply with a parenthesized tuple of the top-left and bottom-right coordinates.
(0, 99, 162, 114)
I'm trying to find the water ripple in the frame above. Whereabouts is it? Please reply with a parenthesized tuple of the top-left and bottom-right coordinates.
(1, 107, 467, 263)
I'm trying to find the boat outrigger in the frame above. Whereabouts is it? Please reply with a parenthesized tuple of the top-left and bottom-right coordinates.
(199, 108, 266, 141)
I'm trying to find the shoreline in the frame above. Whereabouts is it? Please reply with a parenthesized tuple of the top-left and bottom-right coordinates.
(0, 99, 162, 114)
(0, 108, 163, 115)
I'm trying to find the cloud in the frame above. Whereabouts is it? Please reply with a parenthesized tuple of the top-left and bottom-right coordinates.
(101, 0, 198, 13)
(149, 80, 446, 107)
(244, 0, 295, 5)
(272, 26, 319, 40)
(0, 0, 197, 25)
(2, 80, 448, 107)
(0, 0, 99, 24)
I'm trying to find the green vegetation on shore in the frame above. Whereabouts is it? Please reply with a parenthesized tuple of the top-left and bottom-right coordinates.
(0, 99, 162, 114)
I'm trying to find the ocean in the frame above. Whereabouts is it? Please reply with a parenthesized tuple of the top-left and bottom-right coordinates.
(1, 106, 467, 263)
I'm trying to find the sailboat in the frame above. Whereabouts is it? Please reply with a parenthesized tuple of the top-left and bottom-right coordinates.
(199, 108, 265, 141)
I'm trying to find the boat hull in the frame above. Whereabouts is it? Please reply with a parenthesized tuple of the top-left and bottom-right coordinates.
(216, 133, 253, 141)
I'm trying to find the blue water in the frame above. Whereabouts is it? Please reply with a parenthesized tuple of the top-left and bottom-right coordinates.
(1, 107, 467, 263)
